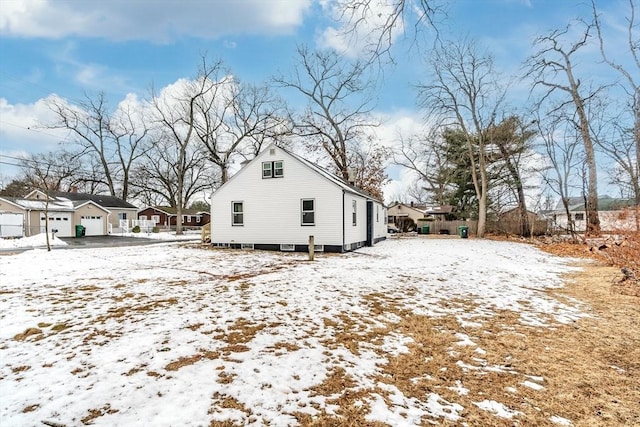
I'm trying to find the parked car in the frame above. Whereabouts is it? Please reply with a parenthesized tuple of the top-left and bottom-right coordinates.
(387, 224, 399, 234)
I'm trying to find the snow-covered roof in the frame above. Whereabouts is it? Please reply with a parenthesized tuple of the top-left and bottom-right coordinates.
(2, 197, 75, 212)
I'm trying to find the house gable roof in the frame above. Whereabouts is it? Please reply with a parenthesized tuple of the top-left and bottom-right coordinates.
(215, 143, 382, 203)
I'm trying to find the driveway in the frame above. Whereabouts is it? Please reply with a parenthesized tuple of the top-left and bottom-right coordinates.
(58, 235, 192, 249)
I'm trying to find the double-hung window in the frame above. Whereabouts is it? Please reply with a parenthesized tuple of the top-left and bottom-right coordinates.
(262, 161, 284, 178)
(301, 199, 315, 225)
(232, 202, 244, 225)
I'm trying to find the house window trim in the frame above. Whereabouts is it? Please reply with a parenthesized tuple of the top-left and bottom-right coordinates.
(301, 198, 315, 226)
(232, 201, 244, 226)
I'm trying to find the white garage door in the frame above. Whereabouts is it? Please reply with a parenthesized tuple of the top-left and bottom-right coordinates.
(40, 213, 73, 237)
(81, 215, 104, 236)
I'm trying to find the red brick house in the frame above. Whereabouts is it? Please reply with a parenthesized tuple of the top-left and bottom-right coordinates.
(137, 206, 210, 229)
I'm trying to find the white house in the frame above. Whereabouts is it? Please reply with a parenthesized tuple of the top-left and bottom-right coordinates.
(551, 196, 638, 232)
(210, 144, 387, 253)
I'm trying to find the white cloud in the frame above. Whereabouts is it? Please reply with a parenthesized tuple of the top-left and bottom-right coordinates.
(0, 0, 313, 41)
(0, 95, 73, 178)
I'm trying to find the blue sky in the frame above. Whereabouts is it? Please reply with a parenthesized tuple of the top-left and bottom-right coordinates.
(0, 0, 634, 200)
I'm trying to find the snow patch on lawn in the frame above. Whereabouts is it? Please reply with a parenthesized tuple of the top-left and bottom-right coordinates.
(0, 233, 68, 249)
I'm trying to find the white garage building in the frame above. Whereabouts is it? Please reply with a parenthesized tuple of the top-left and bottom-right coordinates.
(0, 189, 134, 238)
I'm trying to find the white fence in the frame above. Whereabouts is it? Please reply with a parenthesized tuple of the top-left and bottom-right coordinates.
(0, 212, 25, 238)
(119, 219, 157, 232)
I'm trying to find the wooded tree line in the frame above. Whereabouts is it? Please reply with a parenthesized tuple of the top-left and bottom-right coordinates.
(393, 0, 639, 237)
(2, 0, 638, 237)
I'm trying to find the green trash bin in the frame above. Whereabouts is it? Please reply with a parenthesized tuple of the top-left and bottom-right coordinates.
(422, 225, 429, 234)
(458, 225, 469, 239)
(75, 224, 85, 238)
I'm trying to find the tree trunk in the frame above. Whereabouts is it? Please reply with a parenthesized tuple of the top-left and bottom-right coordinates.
(570, 76, 600, 236)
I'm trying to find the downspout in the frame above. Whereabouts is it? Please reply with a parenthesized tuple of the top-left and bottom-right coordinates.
(342, 190, 346, 252)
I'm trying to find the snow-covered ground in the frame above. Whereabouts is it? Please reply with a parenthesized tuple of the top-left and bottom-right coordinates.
(0, 237, 585, 426)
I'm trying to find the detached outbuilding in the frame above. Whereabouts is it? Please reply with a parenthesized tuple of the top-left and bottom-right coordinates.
(210, 144, 387, 253)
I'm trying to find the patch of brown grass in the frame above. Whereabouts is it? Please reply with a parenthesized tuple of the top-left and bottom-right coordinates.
(13, 327, 42, 341)
(22, 404, 39, 413)
(80, 404, 118, 425)
(213, 318, 266, 345)
(165, 350, 221, 371)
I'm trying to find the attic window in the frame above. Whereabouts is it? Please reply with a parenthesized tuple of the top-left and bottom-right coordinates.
(262, 161, 283, 178)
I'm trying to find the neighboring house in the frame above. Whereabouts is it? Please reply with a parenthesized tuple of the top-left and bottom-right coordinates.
(138, 206, 211, 229)
(0, 190, 112, 237)
(49, 189, 138, 233)
(551, 196, 638, 232)
(210, 143, 387, 253)
(387, 202, 427, 227)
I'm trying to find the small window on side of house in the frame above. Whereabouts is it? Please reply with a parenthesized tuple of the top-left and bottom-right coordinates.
(301, 199, 315, 225)
(262, 161, 284, 178)
(352, 200, 357, 226)
(232, 202, 244, 225)
(574, 213, 584, 221)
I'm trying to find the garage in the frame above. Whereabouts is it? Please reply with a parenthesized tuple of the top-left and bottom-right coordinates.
(81, 215, 104, 236)
(40, 212, 73, 237)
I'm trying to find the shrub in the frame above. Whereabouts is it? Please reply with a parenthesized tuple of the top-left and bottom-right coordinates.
(152, 226, 159, 233)
(132, 225, 141, 233)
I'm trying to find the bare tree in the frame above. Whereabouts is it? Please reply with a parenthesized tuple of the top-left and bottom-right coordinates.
(592, 0, 640, 206)
(334, 0, 443, 61)
(393, 128, 456, 205)
(275, 46, 386, 196)
(44, 92, 149, 201)
(534, 110, 585, 240)
(417, 38, 506, 237)
(19, 150, 83, 193)
(131, 134, 215, 213)
(149, 58, 221, 235)
(195, 75, 292, 183)
(526, 22, 602, 235)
